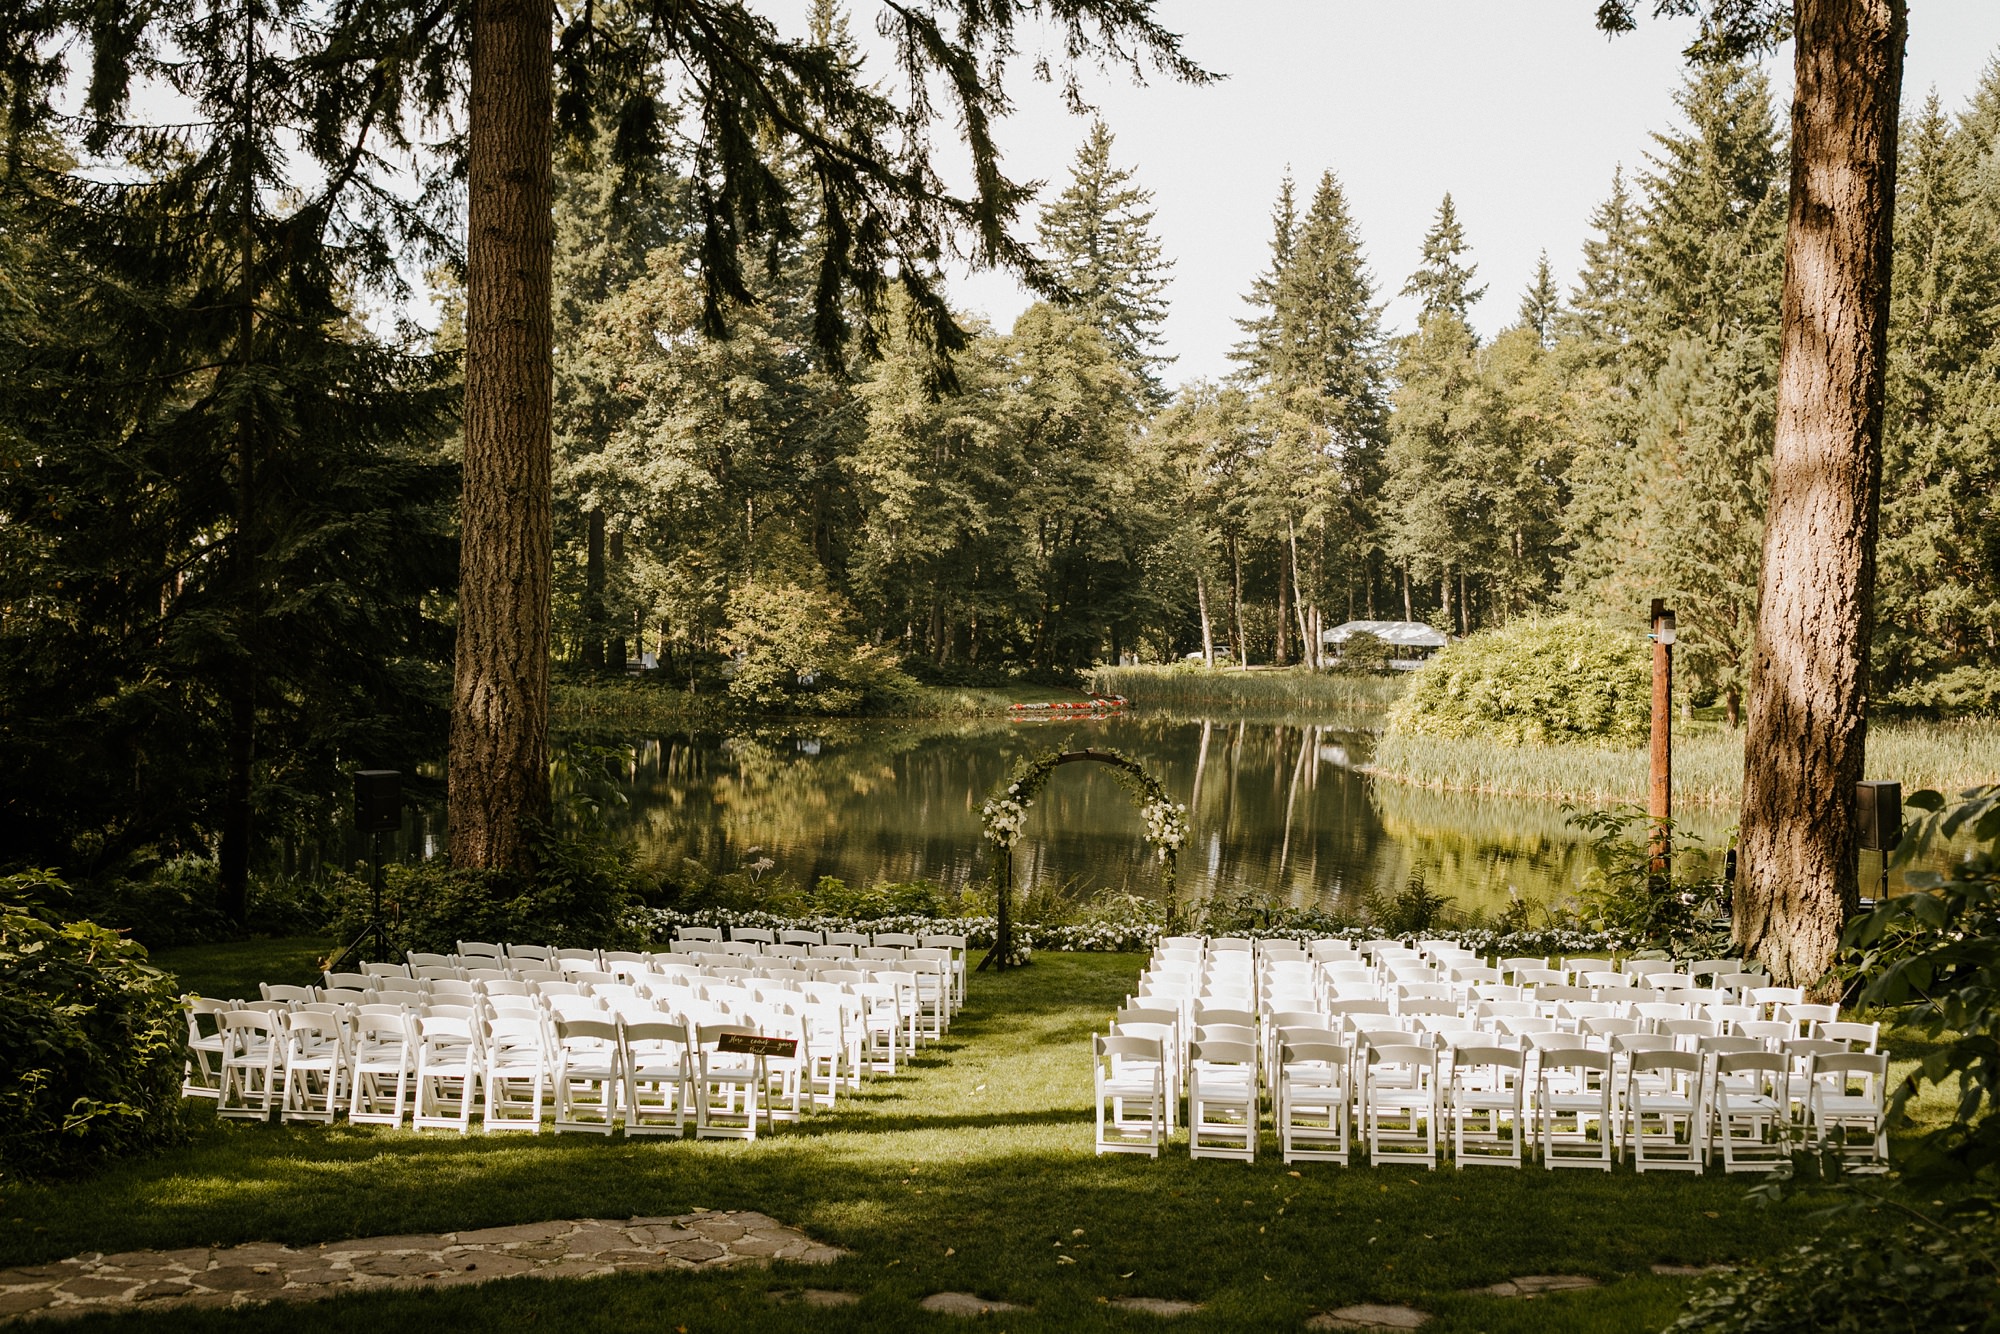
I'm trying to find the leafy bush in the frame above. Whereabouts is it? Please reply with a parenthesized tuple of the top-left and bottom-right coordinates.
(1387, 613, 1651, 746)
(1669, 1204, 1999, 1333)
(3, 858, 332, 950)
(1362, 872, 1453, 935)
(1562, 806, 1732, 958)
(1842, 784, 2000, 1180)
(720, 575, 920, 714)
(329, 830, 648, 959)
(1, 872, 187, 1180)
(1330, 629, 1395, 675)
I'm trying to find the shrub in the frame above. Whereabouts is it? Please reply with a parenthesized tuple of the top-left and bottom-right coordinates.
(1330, 629, 1395, 675)
(0, 872, 187, 1181)
(1668, 1206, 1998, 1334)
(1563, 806, 1733, 959)
(328, 830, 648, 959)
(1387, 613, 1651, 747)
(720, 576, 921, 714)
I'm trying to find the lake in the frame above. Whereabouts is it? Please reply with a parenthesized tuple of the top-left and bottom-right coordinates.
(570, 709, 1733, 915)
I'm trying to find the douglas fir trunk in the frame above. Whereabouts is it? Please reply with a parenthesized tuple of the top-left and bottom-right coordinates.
(1737, 0, 1905, 988)
(449, 0, 555, 871)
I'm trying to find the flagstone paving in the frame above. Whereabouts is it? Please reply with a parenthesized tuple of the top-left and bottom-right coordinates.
(0, 1211, 844, 1322)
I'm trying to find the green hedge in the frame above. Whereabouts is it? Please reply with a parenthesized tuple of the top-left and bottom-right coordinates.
(1388, 614, 1651, 747)
(0, 873, 187, 1180)
(328, 830, 646, 959)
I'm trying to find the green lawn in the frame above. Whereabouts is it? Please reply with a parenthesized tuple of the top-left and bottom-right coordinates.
(0, 949, 1937, 1332)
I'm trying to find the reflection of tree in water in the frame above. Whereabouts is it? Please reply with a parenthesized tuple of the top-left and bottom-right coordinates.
(1366, 783, 1733, 917)
(559, 713, 1728, 916)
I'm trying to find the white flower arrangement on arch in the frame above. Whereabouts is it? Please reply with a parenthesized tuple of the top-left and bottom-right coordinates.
(981, 795, 1030, 847)
(1140, 798, 1189, 854)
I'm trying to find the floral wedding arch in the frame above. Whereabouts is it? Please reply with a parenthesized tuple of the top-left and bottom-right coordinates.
(978, 746, 1189, 970)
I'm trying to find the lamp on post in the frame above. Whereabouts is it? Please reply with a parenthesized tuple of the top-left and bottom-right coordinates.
(1648, 600, 1675, 874)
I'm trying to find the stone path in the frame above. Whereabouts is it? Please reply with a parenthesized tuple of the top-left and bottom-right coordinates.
(1473, 1273, 1602, 1297)
(0, 1211, 844, 1322)
(1307, 1304, 1430, 1330)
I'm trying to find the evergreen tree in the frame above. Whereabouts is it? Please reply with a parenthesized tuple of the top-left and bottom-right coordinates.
(1562, 165, 1643, 348)
(1036, 120, 1175, 399)
(1516, 251, 1561, 345)
(1229, 172, 1296, 383)
(1875, 84, 2000, 711)
(1401, 193, 1487, 326)
(1632, 58, 1786, 360)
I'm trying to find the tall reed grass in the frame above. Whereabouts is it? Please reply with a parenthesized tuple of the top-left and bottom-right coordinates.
(1087, 665, 1408, 714)
(1366, 718, 2000, 807)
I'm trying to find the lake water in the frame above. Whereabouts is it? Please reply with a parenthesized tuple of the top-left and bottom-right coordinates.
(575, 709, 1733, 915)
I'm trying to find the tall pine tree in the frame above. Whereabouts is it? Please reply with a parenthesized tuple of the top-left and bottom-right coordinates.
(1401, 193, 1487, 326)
(1036, 120, 1175, 400)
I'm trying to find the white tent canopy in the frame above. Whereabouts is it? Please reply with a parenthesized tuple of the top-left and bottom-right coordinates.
(1321, 620, 1447, 650)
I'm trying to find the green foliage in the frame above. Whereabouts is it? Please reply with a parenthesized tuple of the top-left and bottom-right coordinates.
(720, 573, 918, 714)
(1564, 806, 1731, 956)
(1330, 630, 1394, 674)
(0, 873, 186, 1181)
(1668, 1203, 2000, 1334)
(1843, 784, 2000, 1183)
(329, 832, 647, 959)
(1362, 871, 1453, 936)
(1388, 614, 1652, 746)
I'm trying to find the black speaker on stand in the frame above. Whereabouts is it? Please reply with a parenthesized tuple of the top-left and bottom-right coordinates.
(328, 771, 401, 972)
(1856, 780, 1901, 908)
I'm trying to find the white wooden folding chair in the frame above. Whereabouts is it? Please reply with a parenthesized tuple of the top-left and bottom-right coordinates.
(1094, 1034, 1167, 1157)
(695, 1024, 766, 1140)
(348, 1012, 415, 1126)
(623, 1018, 695, 1137)
(1448, 1044, 1524, 1169)
(1805, 1052, 1889, 1171)
(1707, 1050, 1790, 1172)
(550, 1015, 622, 1134)
(181, 997, 230, 1099)
(412, 1014, 482, 1133)
(1537, 1049, 1614, 1171)
(1625, 1049, 1703, 1173)
(1188, 1038, 1259, 1161)
(217, 1009, 283, 1121)
(1277, 1040, 1351, 1165)
(1364, 1043, 1439, 1170)
(279, 1012, 347, 1124)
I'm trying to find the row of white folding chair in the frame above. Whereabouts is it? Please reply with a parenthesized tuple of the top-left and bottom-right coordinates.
(206, 992, 825, 1135)
(1113, 1023, 1886, 1172)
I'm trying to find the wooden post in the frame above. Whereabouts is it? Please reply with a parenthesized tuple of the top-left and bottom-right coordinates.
(1649, 599, 1674, 872)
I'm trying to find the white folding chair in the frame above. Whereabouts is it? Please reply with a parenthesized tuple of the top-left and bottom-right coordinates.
(217, 1010, 283, 1120)
(551, 1015, 622, 1135)
(1625, 1049, 1703, 1173)
(482, 1015, 547, 1132)
(1094, 1034, 1168, 1158)
(1805, 1052, 1889, 1171)
(278, 1012, 347, 1124)
(624, 1018, 696, 1137)
(1277, 1040, 1352, 1166)
(1448, 1045, 1524, 1169)
(348, 1013, 415, 1126)
(412, 1014, 482, 1133)
(1364, 1043, 1439, 1169)
(1707, 1050, 1790, 1173)
(181, 997, 230, 1099)
(695, 1024, 766, 1140)
(1536, 1049, 1614, 1171)
(1188, 1038, 1259, 1162)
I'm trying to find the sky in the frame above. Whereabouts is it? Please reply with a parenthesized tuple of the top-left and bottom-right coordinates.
(766, 1, 2000, 391)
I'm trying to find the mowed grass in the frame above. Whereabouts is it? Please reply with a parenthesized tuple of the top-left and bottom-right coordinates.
(1368, 717, 2000, 808)
(0, 950, 1941, 1333)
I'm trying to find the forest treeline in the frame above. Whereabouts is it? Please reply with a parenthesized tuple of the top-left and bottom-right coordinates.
(2, 24, 1997, 881)
(548, 56, 2000, 724)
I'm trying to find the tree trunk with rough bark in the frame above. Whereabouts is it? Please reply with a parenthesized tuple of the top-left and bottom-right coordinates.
(1737, 0, 1905, 989)
(449, 0, 555, 872)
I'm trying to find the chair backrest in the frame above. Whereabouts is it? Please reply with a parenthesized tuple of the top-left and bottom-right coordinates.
(1367, 1043, 1436, 1070)
(1698, 1035, 1767, 1059)
(1450, 1044, 1521, 1073)
(487, 1015, 545, 1051)
(1189, 1038, 1256, 1067)
(1398, 997, 1457, 1017)
(261, 983, 314, 1004)
(319, 987, 370, 1005)
(811, 944, 858, 960)
(1809, 1051, 1887, 1087)
(1623, 959, 1677, 978)
(1281, 1040, 1350, 1069)
(1646, 972, 1696, 991)
(1629, 1048, 1701, 1077)
(457, 941, 506, 959)
(1715, 1049, 1786, 1079)
(1614, 1033, 1677, 1057)
(827, 931, 871, 948)
(408, 952, 454, 968)
(1096, 1033, 1164, 1064)
(554, 1015, 619, 1046)
(1539, 1047, 1610, 1074)
(1818, 1020, 1879, 1051)
(507, 944, 554, 963)
(727, 927, 774, 944)
(429, 979, 478, 999)
(1191, 1005, 1257, 1029)
(676, 926, 723, 942)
